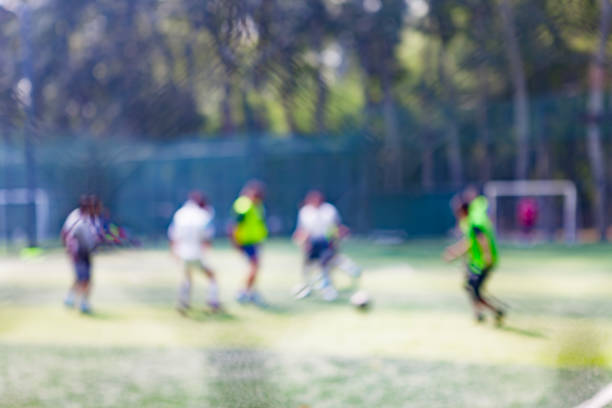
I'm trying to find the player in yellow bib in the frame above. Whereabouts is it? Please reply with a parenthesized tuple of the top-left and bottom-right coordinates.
(231, 180, 268, 306)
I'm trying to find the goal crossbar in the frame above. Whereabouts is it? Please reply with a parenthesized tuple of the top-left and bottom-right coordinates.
(483, 180, 577, 243)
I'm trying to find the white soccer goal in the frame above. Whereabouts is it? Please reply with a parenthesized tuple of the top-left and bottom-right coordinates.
(483, 180, 577, 243)
(0, 189, 50, 244)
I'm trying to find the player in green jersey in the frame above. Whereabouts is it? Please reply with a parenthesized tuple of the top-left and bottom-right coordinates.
(445, 195, 505, 325)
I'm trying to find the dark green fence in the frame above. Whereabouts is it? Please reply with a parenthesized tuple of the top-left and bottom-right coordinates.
(0, 136, 462, 243)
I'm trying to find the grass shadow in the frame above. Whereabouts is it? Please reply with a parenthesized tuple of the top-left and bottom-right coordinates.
(76, 310, 116, 320)
(255, 303, 294, 315)
(262, 295, 355, 316)
(184, 308, 238, 322)
(499, 325, 547, 339)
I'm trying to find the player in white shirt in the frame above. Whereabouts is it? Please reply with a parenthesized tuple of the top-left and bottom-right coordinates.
(62, 195, 99, 314)
(292, 190, 361, 301)
(61, 196, 88, 246)
(168, 191, 220, 313)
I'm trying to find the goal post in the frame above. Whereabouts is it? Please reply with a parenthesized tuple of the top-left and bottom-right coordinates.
(483, 180, 577, 243)
(0, 189, 50, 245)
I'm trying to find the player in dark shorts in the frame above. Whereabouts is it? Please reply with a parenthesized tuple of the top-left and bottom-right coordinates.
(62, 196, 98, 314)
(445, 198, 505, 325)
(230, 181, 268, 306)
(292, 190, 361, 301)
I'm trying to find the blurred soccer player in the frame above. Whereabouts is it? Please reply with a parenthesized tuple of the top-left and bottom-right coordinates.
(444, 196, 505, 325)
(168, 191, 220, 313)
(61, 195, 89, 309)
(61, 195, 98, 314)
(61, 195, 89, 246)
(292, 190, 361, 301)
(517, 197, 539, 243)
(230, 180, 268, 306)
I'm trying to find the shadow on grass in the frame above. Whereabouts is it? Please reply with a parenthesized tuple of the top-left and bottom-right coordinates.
(261, 294, 356, 315)
(255, 303, 294, 315)
(73, 309, 116, 320)
(183, 308, 238, 322)
(499, 325, 547, 339)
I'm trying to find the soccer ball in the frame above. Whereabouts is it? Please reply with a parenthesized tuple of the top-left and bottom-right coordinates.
(350, 290, 371, 310)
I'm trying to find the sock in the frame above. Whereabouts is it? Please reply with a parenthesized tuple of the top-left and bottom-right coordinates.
(80, 297, 90, 309)
(320, 267, 332, 288)
(303, 262, 316, 286)
(179, 281, 191, 308)
(207, 282, 219, 304)
(65, 290, 76, 303)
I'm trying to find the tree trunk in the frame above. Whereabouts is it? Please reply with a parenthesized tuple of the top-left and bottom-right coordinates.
(437, 45, 463, 188)
(381, 71, 403, 192)
(184, 37, 196, 91)
(445, 123, 462, 187)
(497, 0, 530, 180)
(314, 67, 328, 134)
(281, 79, 298, 135)
(363, 77, 377, 135)
(312, 29, 328, 134)
(2, 131, 12, 245)
(535, 117, 551, 180)
(220, 80, 234, 134)
(586, 0, 612, 241)
(474, 7, 492, 182)
(19, 5, 37, 247)
(476, 76, 491, 182)
(210, 27, 237, 135)
(421, 130, 434, 191)
(241, 89, 255, 131)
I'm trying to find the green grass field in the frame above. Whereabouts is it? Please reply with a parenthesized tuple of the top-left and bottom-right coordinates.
(1, 240, 611, 407)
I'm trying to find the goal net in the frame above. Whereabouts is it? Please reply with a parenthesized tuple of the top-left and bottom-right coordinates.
(0, 189, 50, 246)
(483, 180, 577, 243)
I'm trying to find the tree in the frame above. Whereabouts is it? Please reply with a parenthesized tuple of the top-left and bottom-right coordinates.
(342, 0, 407, 191)
(586, 0, 611, 241)
(305, 0, 332, 134)
(497, 0, 530, 180)
(428, 0, 463, 187)
(466, 0, 495, 182)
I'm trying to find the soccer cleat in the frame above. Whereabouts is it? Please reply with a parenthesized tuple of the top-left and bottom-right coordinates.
(249, 291, 268, 308)
(495, 309, 506, 327)
(321, 285, 338, 302)
(80, 302, 92, 315)
(207, 300, 222, 311)
(314, 274, 329, 291)
(176, 303, 190, 315)
(235, 290, 250, 305)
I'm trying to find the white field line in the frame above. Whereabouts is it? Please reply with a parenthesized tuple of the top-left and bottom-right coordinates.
(575, 383, 612, 408)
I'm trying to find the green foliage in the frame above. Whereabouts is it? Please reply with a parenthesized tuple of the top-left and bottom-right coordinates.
(0, 0, 610, 223)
